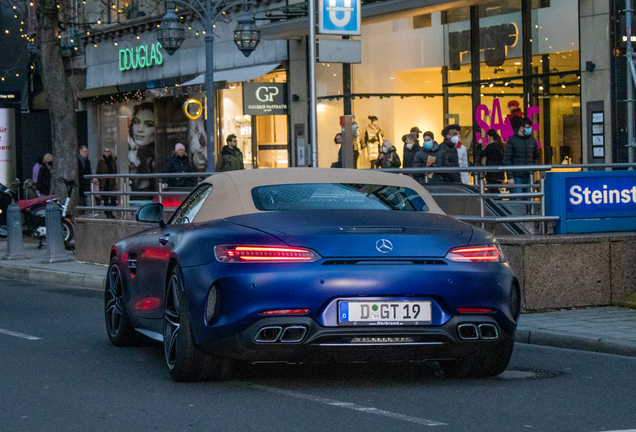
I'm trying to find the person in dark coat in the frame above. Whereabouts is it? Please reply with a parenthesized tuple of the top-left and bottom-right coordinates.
(440, 124, 462, 183)
(96, 148, 118, 219)
(164, 143, 196, 188)
(216, 134, 245, 172)
(78, 145, 92, 207)
(503, 117, 541, 212)
(478, 129, 506, 186)
(331, 133, 343, 168)
(402, 133, 421, 169)
(36, 153, 53, 196)
(413, 132, 447, 184)
(378, 140, 401, 169)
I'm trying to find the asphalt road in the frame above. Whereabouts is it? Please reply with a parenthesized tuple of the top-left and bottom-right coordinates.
(1, 278, 635, 432)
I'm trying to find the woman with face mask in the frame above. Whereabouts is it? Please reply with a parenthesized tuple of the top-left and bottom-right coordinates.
(402, 133, 421, 169)
(378, 139, 401, 169)
(128, 102, 156, 192)
(412, 131, 447, 184)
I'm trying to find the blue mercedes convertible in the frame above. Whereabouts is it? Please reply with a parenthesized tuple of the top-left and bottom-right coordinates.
(105, 168, 520, 381)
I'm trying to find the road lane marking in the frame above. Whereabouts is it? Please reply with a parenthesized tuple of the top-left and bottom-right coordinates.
(0, 328, 41, 340)
(240, 383, 447, 427)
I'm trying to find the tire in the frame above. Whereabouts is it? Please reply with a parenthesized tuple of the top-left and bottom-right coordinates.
(62, 219, 74, 244)
(440, 337, 515, 378)
(164, 267, 233, 382)
(104, 258, 139, 346)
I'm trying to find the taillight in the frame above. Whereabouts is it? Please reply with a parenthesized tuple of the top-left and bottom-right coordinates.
(446, 245, 501, 262)
(214, 245, 321, 263)
(260, 309, 310, 315)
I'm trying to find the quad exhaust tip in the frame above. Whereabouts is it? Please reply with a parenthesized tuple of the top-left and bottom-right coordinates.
(457, 323, 479, 340)
(457, 323, 499, 340)
(254, 325, 308, 344)
(478, 323, 498, 340)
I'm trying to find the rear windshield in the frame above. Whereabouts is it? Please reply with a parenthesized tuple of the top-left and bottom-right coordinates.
(251, 183, 428, 212)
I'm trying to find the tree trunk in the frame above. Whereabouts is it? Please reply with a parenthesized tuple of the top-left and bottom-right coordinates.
(34, 0, 78, 207)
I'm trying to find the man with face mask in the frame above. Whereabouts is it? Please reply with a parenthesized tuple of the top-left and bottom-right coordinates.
(503, 117, 541, 203)
(413, 131, 447, 184)
(402, 133, 421, 169)
(440, 124, 462, 183)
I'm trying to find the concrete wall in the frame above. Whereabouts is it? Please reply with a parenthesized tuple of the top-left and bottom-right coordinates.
(75, 218, 154, 264)
(579, 0, 611, 163)
(499, 233, 636, 311)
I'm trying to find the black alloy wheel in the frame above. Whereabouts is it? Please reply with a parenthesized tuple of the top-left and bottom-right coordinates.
(163, 267, 233, 382)
(104, 258, 138, 346)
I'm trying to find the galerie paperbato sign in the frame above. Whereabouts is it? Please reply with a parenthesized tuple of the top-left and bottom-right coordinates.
(119, 42, 164, 71)
(243, 83, 288, 115)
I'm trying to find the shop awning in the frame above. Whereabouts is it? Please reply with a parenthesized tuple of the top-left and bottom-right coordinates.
(180, 63, 280, 87)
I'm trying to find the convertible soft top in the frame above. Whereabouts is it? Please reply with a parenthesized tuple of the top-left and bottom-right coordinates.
(194, 168, 444, 223)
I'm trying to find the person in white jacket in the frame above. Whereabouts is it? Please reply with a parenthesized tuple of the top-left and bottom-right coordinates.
(457, 141, 470, 185)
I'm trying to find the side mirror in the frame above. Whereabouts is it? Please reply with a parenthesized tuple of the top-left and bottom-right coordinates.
(136, 203, 164, 225)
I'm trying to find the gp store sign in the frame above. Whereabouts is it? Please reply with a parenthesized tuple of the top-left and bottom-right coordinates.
(319, 0, 361, 35)
(546, 171, 636, 234)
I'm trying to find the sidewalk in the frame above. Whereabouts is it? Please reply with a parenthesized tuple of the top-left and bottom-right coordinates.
(1, 239, 635, 358)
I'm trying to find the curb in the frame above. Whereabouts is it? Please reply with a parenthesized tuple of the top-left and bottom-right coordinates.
(515, 329, 636, 358)
(0, 264, 105, 291)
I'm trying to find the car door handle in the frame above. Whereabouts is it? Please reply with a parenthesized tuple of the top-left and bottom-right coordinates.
(159, 234, 170, 246)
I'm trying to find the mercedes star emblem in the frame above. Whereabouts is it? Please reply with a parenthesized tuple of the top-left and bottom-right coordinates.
(376, 239, 393, 253)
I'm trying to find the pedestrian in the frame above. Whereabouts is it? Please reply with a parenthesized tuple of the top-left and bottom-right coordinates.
(457, 139, 470, 185)
(402, 133, 421, 169)
(503, 117, 541, 212)
(78, 145, 92, 208)
(410, 127, 422, 146)
(378, 139, 401, 169)
(478, 129, 506, 187)
(215, 134, 245, 172)
(164, 143, 197, 188)
(331, 133, 343, 168)
(36, 153, 53, 196)
(413, 131, 447, 184)
(96, 147, 118, 219)
(364, 116, 383, 168)
(440, 124, 462, 183)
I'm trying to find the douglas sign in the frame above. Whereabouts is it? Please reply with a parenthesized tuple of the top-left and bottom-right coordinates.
(119, 42, 164, 71)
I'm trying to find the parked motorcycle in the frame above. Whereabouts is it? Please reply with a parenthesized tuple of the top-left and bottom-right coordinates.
(0, 179, 75, 248)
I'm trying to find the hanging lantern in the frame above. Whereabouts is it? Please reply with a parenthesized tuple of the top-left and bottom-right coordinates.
(157, 9, 185, 55)
(233, 11, 260, 57)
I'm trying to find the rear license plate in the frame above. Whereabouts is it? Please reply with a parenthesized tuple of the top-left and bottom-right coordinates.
(338, 301, 432, 326)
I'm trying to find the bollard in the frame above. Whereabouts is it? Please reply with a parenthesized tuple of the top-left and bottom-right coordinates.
(45, 202, 72, 263)
(2, 201, 28, 260)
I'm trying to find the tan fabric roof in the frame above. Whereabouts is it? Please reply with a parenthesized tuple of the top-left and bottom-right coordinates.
(193, 168, 444, 223)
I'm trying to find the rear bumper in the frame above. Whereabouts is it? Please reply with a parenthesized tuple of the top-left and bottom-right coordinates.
(198, 314, 515, 363)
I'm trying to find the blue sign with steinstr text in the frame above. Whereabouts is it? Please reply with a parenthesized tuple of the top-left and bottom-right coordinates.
(546, 171, 636, 234)
(319, 0, 361, 35)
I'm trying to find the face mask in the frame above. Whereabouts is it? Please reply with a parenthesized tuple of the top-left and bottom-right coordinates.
(525, 127, 533, 136)
(406, 143, 414, 149)
(450, 135, 460, 145)
(382, 146, 387, 152)
(423, 140, 433, 149)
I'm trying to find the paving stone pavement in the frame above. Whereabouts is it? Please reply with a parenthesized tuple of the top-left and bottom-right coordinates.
(1, 239, 635, 358)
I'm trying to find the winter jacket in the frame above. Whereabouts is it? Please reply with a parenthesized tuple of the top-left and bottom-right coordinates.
(412, 142, 447, 184)
(503, 133, 541, 179)
(215, 145, 244, 172)
(479, 143, 506, 183)
(78, 156, 92, 195)
(457, 144, 469, 185)
(165, 154, 196, 187)
(440, 140, 462, 183)
(402, 142, 421, 169)
(379, 147, 401, 169)
(96, 155, 118, 192)
(36, 167, 52, 195)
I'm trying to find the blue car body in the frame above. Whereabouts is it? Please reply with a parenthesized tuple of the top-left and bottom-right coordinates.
(105, 169, 519, 380)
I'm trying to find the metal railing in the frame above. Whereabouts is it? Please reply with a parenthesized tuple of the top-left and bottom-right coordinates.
(79, 163, 636, 234)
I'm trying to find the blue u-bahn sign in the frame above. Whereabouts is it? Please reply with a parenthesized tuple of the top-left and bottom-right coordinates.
(319, 0, 361, 35)
(546, 171, 636, 234)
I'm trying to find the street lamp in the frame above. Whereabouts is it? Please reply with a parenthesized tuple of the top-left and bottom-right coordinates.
(157, 0, 260, 173)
